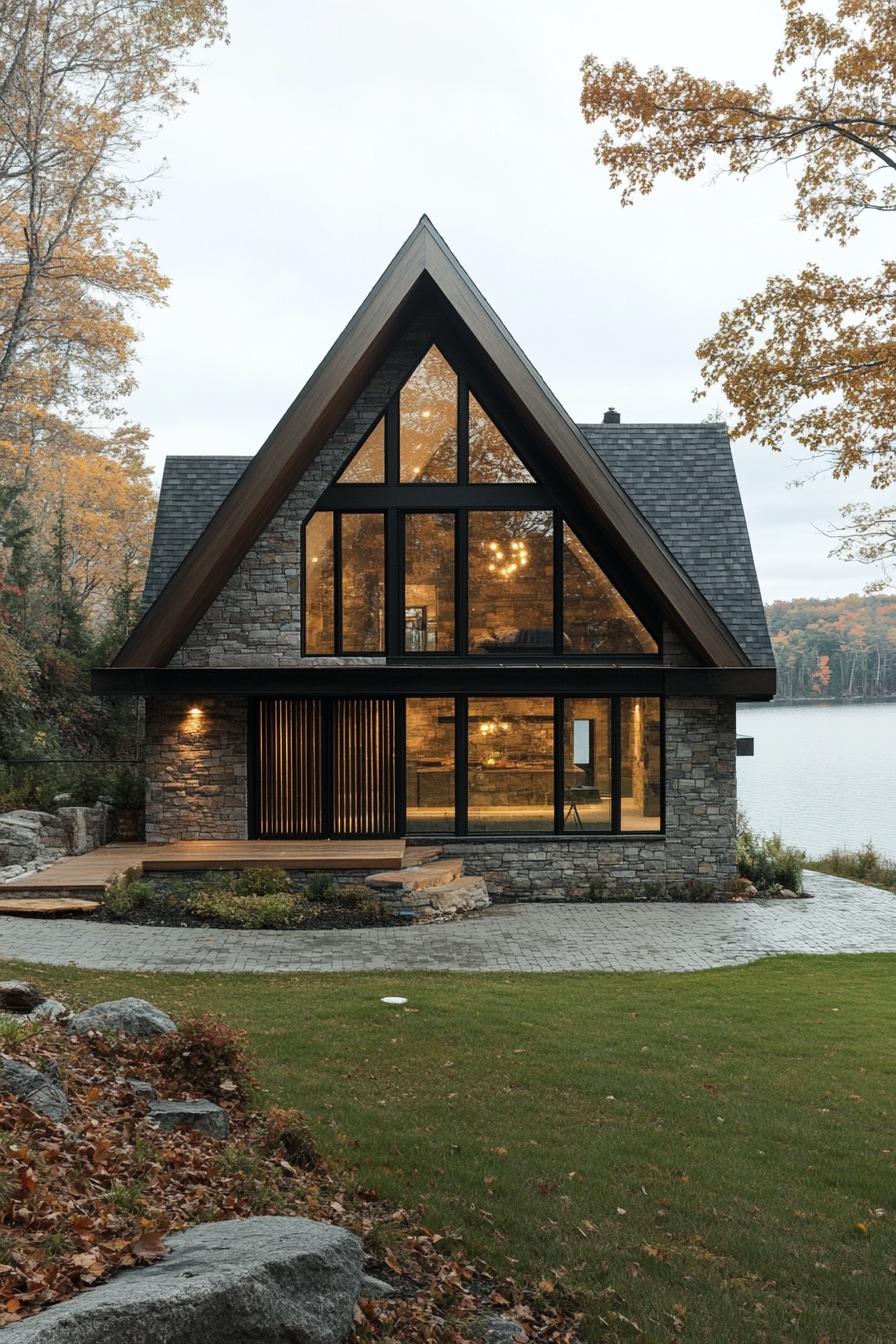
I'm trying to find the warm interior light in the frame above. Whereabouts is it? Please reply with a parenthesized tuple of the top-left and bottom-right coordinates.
(421, 408, 431, 419)
(188, 706, 203, 718)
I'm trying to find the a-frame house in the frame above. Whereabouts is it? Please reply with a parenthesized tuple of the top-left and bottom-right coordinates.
(94, 218, 774, 896)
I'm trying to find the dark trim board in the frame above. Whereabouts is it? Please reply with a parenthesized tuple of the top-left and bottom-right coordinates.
(92, 664, 776, 699)
(110, 218, 752, 671)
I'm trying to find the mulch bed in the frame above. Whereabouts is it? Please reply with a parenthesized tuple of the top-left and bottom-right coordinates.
(0, 1019, 579, 1341)
(83, 902, 395, 931)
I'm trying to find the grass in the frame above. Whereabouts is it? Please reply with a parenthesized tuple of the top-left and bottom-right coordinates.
(807, 842, 896, 894)
(2, 955, 895, 1343)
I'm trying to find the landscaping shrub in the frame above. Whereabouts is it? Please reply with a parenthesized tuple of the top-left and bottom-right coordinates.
(260, 1106, 321, 1170)
(304, 871, 338, 902)
(187, 884, 300, 929)
(233, 867, 291, 898)
(737, 816, 805, 893)
(102, 876, 154, 920)
(809, 842, 896, 892)
(151, 1013, 256, 1102)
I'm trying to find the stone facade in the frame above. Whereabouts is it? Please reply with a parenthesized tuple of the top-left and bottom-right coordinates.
(144, 697, 247, 843)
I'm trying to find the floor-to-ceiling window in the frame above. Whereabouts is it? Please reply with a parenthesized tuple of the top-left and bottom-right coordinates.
(467, 696, 555, 831)
(252, 694, 663, 839)
(405, 698, 455, 832)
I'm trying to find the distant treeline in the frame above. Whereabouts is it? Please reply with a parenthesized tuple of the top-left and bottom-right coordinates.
(766, 595, 896, 701)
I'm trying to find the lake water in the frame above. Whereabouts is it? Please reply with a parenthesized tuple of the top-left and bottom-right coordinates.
(736, 701, 896, 860)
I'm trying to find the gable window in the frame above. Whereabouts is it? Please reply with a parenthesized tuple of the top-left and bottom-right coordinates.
(404, 513, 455, 652)
(468, 511, 553, 653)
(303, 346, 660, 659)
(304, 511, 385, 655)
(400, 347, 457, 482)
(563, 523, 657, 654)
(468, 394, 534, 483)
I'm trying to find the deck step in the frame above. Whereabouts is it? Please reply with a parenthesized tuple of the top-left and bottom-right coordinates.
(0, 897, 99, 915)
(365, 857, 464, 892)
(401, 845, 443, 867)
(421, 876, 490, 911)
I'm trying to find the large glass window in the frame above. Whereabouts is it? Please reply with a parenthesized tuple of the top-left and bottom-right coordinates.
(563, 524, 657, 654)
(400, 347, 457, 482)
(469, 394, 533, 483)
(304, 512, 335, 654)
(341, 513, 385, 652)
(467, 696, 554, 832)
(404, 513, 455, 652)
(336, 418, 385, 484)
(620, 697, 662, 831)
(468, 511, 553, 653)
(406, 698, 455, 832)
(563, 699, 612, 831)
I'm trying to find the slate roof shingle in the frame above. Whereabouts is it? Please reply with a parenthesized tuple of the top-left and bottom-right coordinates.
(141, 425, 773, 668)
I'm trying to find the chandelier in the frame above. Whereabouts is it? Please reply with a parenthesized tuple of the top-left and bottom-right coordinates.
(486, 538, 529, 577)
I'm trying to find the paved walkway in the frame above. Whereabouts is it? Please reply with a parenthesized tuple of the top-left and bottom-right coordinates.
(0, 871, 893, 974)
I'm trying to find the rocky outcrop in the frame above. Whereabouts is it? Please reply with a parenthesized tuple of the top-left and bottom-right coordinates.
(1, 1215, 363, 1343)
(0, 802, 114, 882)
(149, 1098, 229, 1138)
(67, 997, 177, 1038)
(0, 1055, 70, 1123)
(0, 811, 67, 873)
(0, 980, 44, 1013)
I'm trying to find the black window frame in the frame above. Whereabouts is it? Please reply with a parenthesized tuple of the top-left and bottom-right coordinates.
(249, 693, 665, 840)
(302, 342, 663, 660)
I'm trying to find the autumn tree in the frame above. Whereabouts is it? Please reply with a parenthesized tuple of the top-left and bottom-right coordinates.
(0, 0, 227, 778)
(581, 0, 896, 583)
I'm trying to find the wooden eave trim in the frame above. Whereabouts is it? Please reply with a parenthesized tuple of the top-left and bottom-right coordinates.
(114, 218, 751, 671)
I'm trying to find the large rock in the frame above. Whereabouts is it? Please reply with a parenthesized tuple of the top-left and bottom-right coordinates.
(67, 998, 176, 1038)
(0, 980, 44, 1013)
(0, 1055, 69, 1123)
(1, 1215, 363, 1343)
(149, 1099, 229, 1138)
(26, 998, 67, 1022)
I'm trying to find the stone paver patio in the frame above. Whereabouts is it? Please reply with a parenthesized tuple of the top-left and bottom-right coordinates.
(0, 870, 892, 974)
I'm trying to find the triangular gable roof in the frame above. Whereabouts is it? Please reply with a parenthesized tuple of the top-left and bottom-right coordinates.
(113, 217, 750, 669)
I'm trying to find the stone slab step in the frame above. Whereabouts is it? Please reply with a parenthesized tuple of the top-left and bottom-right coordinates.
(366, 857, 464, 892)
(401, 845, 443, 867)
(0, 897, 99, 915)
(421, 876, 490, 911)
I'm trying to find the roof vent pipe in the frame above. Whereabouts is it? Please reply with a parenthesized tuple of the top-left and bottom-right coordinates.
(602, 407, 621, 424)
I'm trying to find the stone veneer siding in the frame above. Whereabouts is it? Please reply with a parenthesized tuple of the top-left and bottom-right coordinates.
(144, 697, 247, 843)
(143, 694, 736, 895)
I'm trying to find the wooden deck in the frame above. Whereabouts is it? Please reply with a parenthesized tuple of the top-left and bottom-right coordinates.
(0, 839, 422, 895)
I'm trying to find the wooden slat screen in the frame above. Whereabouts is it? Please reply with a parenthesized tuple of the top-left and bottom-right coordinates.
(255, 699, 324, 837)
(332, 698, 397, 837)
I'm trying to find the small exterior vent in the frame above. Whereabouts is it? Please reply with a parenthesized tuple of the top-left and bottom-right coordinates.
(736, 736, 754, 757)
(602, 407, 621, 424)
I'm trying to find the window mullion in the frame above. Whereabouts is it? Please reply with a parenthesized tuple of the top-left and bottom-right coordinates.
(553, 511, 563, 656)
(333, 513, 343, 656)
(455, 696, 468, 835)
(611, 697, 622, 833)
(457, 510, 469, 656)
(553, 697, 564, 833)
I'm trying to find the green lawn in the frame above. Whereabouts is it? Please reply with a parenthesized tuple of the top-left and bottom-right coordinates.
(3, 954, 895, 1344)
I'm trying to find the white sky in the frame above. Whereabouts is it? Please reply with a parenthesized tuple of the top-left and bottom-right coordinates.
(122, 0, 890, 603)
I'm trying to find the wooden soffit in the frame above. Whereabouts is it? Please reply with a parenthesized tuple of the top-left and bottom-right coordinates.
(113, 217, 751, 670)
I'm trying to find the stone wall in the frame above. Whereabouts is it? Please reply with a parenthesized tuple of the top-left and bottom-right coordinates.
(144, 698, 248, 843)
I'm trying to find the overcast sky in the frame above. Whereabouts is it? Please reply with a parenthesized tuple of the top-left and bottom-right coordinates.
(122, 0, 890, 603)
